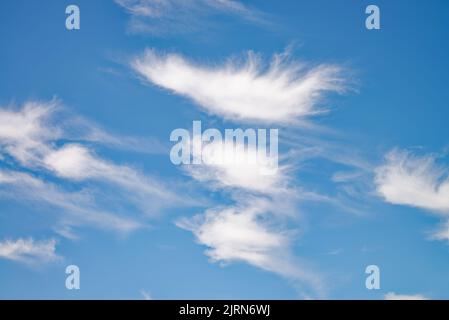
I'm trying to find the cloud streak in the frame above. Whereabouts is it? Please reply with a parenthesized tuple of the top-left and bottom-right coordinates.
(384, 292, 429, 300)
(131, 48, 350, 296)
(0, 169, 143, 233)
(0, 100, 199, 237)
(132, 49, 346, 124)
(0, 238, 60, 264)
(375, 149, 449, 212)
(185, 136, 287, 194)
(43, 144, 195, 214)
(176, 199, 323, 295)
(173, 128, 324, 294)
(0, 100, 59, 166)
(115, 0, 268, 35)
(375, 149, 449, 241)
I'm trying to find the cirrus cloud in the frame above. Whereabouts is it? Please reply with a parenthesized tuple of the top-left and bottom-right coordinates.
(176, 199, 324, 296)
(132, 49, 346, 124)
(0, 238, 60, 264)
(375, 149, 449, 212)
(0, 100, 201, 238)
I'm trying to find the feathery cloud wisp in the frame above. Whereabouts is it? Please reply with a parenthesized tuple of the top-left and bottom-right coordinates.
(115, 0, 268, 35)
(132, 49, 346, 124)
(0, 238, 60, 264)
(140, 289, 152, 300)
(177, 199, 324, 295)
(0, 100, 198, 237)
(0, 169, 143, 233)
(375, 149, 449, 212)
(375, 149, 449, 241)
(185, 137, 286, 194)
(0, 101, 58, 166)
(131, 48, 348, 295)
(384, 292, 429, 300)
(43, 144, 194, 214)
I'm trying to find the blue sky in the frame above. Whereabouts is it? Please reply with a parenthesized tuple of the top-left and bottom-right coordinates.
(1, 0, 449, 300)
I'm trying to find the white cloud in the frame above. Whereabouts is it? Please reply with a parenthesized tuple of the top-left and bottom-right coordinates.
(66, 114, 168, 155)
(375, 149, 449, 241)
(0, 169, 143, 233)
(0, 101, 57, 142)
(0, 101, 199, 236)
(375, 149, 449, 212)
(140, 289, 152, 300)
(177, 199, 324, 295)
(384, 292, 429, 300)
(432, 221, 449, 241)
(43, 144, 198, 214)
(0, 101, 166, 166)
(176, 131, 322, 294)
(115, 0, 267, 35)
(185, 137, 287, 194)
(116, 0, 255, 18)
(130, 47, 349, 295)
(0, 238, 60, 264)
(132, 49, 346, 124)
(0, 100, 58, 166)
(44, 144, 96, 180)
(139, 49, 350, 295)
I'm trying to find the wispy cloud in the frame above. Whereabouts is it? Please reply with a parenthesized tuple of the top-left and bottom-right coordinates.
(0, 100, 200, 237)
(375, 149, 449, 241)
(0, 238, 60, 264)
(375, 149, 449, 212)
(132, 49, 346, 124)
(0, 169, 143, 233)
(173, 130, 324, 295)
(171, 122, 324, 294)
(0, 100, 167, 165)
(173, 126, 323, 294)
(0, 100, 59, 166)
(384, 292, 429, 300)
(43, 144, 196, 214)
(140, 289, 152, 300)
(185, 137, 287, 194)
(115, 0, 268, 35)
(131, 47, 352, 296)
(176, 199, 324, 296)
(66, 115, 169, 155)
(0, 100, 169, 167)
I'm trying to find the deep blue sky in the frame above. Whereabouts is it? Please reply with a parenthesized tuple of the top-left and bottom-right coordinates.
(1, 0, 449, 299)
